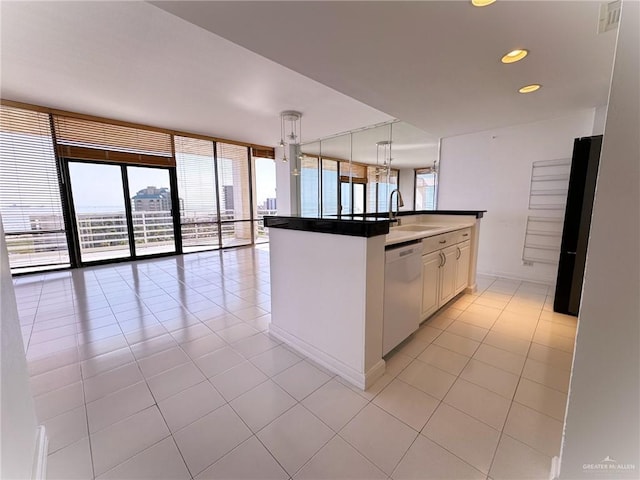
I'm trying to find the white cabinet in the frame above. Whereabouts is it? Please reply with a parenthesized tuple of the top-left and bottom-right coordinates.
(420, 229, 472, 321)
(455, 240, 471, 295)
(439, 245, 458, 306)
(421, 251, 441, 319)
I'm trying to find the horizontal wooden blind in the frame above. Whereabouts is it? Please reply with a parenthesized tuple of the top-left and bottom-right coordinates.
(216, 142, 251, 221)
(53, 115, 175, 166)
(251, 146, 275, 159)
(0, 105, 70, 271)
(300, 156, 320, 217)
(175, 135, 218, 216)
(339, 162, 367, 180)
(174, 135, 219, 251)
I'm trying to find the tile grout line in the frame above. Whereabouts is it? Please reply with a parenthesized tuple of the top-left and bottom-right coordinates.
(484, 290, 554, 477)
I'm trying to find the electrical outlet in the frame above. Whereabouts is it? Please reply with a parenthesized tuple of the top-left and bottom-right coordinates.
(523, 260, 534, 266)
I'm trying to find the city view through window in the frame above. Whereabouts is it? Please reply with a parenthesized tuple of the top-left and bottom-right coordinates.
(0, 105, 277, 272)
(2, 105, 436, 274)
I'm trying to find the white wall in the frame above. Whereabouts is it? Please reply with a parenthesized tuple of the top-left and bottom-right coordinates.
(398, 168, 415, 211)
(0, 219, 40, 479)
(268, 228, 385, 388)
(559, 2, 639, 478)
(438, 109, 596, 284)
(592, 105, 608, 135)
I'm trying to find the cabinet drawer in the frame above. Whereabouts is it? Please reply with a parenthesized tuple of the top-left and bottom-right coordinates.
(422, 228, 471, 254)
(453, 228, 472, 244)
(422, 232, 454, 254)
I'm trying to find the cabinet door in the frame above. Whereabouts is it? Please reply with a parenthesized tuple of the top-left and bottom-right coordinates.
(439, 245, 458, 306)
(455, 241, 471, 295)
(421, 251, 441, 320)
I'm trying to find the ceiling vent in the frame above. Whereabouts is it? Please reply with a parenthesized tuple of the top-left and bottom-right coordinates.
(598, 0, 621, 33)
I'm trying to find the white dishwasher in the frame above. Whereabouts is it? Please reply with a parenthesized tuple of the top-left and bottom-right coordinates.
(383, 240, 422, 356)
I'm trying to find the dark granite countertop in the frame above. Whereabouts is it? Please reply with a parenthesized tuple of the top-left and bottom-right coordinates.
(264, 210, 486, 237)
(263, 215, 390, 237)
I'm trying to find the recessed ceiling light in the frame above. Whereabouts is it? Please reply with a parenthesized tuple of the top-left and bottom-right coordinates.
(501, 49, 529, 64)
(519, 84, 542, 94)
(471, 0, 496, 6)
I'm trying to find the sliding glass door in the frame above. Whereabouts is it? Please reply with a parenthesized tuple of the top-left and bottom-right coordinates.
(340, 180, 366, 215)
(127, 166, 176, 256)
(66, 160, 176, 264)
(68, 162, 131, 263)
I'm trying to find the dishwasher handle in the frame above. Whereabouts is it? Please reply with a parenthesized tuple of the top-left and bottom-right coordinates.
(385, 241, 422, 263)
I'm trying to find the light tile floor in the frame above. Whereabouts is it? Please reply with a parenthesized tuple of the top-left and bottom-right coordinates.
(14, 245, 577, 480)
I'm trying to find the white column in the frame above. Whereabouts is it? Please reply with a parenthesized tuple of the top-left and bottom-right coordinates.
(1, 217, 47, 479)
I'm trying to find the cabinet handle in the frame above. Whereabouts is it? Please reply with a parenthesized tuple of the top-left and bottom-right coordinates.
(463, 233, 469, 237)
(439, 240, 446, 244)
(441, 251, 447, 266)
(439, 251, 445, 267)
(456, 246, 461, 260)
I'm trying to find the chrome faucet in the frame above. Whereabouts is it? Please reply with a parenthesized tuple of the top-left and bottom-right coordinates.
(389, 188, 404, 224)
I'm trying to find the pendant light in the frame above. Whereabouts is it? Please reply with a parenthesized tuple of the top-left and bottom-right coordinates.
(375, 140, 391, 179)
(278, 111, 302, 164)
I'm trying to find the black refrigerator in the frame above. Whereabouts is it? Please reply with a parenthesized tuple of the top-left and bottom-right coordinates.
(554, 135, 603, 316)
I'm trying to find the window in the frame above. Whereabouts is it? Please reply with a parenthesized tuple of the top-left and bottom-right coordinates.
(2, 102, 275, 272)
(415, 168, 438, 210)
(377, 170, 399, 213)
(321, 159, 338, 216)
(216, 142, 252, 247)
(339, 162, 367, 215)
(0, 105, 70, 273)
(175, 136, 219, 252)
(253, 155, 276, 243)
(366, 167, 399, 215)
(300, 156, 320, 216)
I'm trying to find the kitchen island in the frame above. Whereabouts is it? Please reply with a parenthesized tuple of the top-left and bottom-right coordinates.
(264, 211, 484, 390)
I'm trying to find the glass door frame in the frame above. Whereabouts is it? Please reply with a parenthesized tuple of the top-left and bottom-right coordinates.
(339, 176, 367, 216)
(60, 158, 181, 267)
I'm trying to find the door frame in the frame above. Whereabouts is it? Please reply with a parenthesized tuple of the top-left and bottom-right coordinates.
(339, 176, 367, 215)
(61, 158, 181, 267)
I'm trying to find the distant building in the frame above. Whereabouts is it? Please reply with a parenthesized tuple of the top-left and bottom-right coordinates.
(132, 186, 171, 212)
(223, 185, 234, 212)
(265, 197, 277, 211)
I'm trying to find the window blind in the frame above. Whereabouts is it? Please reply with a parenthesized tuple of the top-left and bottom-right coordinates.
(321, 159, 338, 216)
(216, 142, 252, 247)
(301, 156, 320, 217)
(251, 146, 275, 160)
(174, 136, 219, 252)
(415, 168, 437, 210)
(0, 105, 70, 272)
(339, 162, 367, 181)
(53, 115, 174, 166)
(367, 166, 379, 214)
(216, 142, 251, 221)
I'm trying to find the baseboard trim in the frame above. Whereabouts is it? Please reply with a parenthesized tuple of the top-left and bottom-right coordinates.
(32, 425, 48, 480)
(477, 269, 555, 287)
(269, 324, 385, 390)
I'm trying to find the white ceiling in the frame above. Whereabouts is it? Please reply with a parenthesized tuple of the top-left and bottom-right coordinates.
(154, 1, 618, 138)
(1, 1, 619, 169)
(0, 1, 391, 148)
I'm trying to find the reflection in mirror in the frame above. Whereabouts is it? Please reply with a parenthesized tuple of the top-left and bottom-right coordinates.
(300, 121, 439, 217)
(300, 141, 320, 216)
(319, 134, 349, 216)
